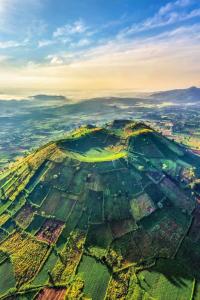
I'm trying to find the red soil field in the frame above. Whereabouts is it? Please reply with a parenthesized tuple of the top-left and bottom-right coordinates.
(37, 288, 66, 300)
(36, 219, 64, 244)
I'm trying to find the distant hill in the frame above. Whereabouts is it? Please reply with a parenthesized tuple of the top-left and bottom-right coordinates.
(150, 86, 200, 102)
(31, 94, 68, 101)
(1, 121, 200, 299)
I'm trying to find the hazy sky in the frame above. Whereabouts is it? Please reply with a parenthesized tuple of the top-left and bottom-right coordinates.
(0, 0, 199, 96)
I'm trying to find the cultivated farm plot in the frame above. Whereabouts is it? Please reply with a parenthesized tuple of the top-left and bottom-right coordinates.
(106, 269, 131, 300)
(193, 281, 200, 300)
(28, 183, 50, 206)
(104, 194, 132, 221)
(77, 255, 111, 300)
(15, 291, 39, 300)
(31, 249, 58, 286)
(7, 195, 26, 216)
(54, 197, 75, 221)
(36, 287, 66, 300)
(130, 193, 156, 221)
(26, 214, 46, 235)
(140, 207, 192, 258)
(39, 188, 60, 216)
(86, 224, 113, 257)
(14, 203, 35, 228)
(160, 177, 193, 212)
(138, 258, 195, 300)
(110, 218, 137, 239)
(25, 160, 52, 193)
(36, 218, 64, 244)
(0, 199, 12, 216)
(188, 204, 200, 242)
(0, 228, 8, 242)
(52, 230, 86, 284)
(87, 190, 103, 223)
(67, 168, 88, 195)
(2, 218, 16, 233)
(0, 212, 10, 226)
(63, 201, 83, 236)
(110, 228, 153, 269)
(130, 134, 164, 159)
(39, 188, 77, 222)
(0, 259, 16, 296)
(0, 231, 49, 286)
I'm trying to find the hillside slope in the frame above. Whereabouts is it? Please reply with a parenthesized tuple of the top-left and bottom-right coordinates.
(1, 120, 200, 299)
(150, 86, 200, 102)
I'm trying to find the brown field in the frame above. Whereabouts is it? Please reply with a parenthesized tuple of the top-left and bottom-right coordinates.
(110, 219, 136, 239)
(36, 288, 66, 300)
(14, 203, 35, 228)
(130, 193, 156, 221)
(36, 219, 64, 244)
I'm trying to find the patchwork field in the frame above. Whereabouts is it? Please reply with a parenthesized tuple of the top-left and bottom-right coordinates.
(0, 230, 49, 286)
(0, 121, 200, 299)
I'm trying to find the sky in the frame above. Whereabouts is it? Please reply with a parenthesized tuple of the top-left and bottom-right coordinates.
(0, 0, 199, 96)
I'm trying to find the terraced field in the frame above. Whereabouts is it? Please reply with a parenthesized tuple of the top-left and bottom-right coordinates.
(0, 120, 200, 299)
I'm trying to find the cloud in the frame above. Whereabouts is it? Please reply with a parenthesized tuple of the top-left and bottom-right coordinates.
(1, 23, 199, 94)
(71, 38, 91, 48)
(38, 39, 55, 48)
(27, 19, 47, 39)
(0, 1, 199, 94)
(0, 55, 9, 62)
(0, 39, 28, 49)
(46, 52, 77, 65)
(0, 0, 44, 34)
(53, 20, 88, 38)
(159, 0, 192, 15)
(47, 55, 65, 65)
(39, 21, 91, 50)
(118, 0, 200, 37)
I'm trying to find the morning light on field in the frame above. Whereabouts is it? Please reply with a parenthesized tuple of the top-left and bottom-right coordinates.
(0, 1, 200, 300)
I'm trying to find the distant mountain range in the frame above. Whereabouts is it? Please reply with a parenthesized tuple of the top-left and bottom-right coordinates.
(149, 86, 200, 102)
(31, 94, 67, 101)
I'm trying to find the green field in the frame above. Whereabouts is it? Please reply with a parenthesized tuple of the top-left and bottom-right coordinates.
(0, 259, 16, 296)
(66, 149, 127, 162)
(77, 255, 111, 300)
(138, 258, 195, 300)
(32, 249, 58, 286)
(86, 224, 113, 257)
(26, 214, 46, 235)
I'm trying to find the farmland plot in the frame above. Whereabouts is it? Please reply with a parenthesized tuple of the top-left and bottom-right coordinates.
(0, 231, 49, 286)
(36, 287, 66, 300)
(0, 259, 16, 296)
(31, 249, 58, 286)
(36, 219, 64, 244)
(77, 255, 110, 300)
(26, 214, 46, 235)
(14, 202, 35, 228)
(138, 258, 195, 300)
(52, 230, 86, 284)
